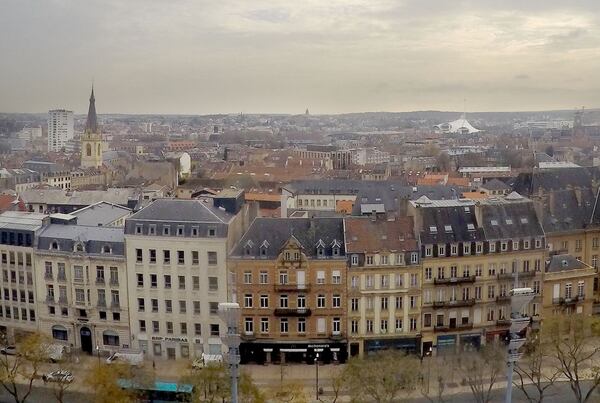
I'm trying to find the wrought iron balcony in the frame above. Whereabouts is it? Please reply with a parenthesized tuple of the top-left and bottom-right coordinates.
(434, 275, 476, 285)
(274, 284, 310, 292)
(273, 308, 312, 317)
(496, 295, 511, 303)
(432, 299, 476, 308)
(497, 271, 536, 280)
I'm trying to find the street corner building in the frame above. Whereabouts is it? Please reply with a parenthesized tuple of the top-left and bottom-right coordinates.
(229, 217, 348, 364)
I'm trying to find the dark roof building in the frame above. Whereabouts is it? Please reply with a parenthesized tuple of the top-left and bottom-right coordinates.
(475, 193, 544, 241)
(231, 217, 345, 259)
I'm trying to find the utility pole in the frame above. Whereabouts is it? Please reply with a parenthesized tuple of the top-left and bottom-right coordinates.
(219, 303, 241, 403)
(504, 279, 534, 403)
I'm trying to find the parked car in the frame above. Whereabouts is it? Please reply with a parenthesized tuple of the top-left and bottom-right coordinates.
(0, 346, 17, 355)
(106, 350, 144, 367)
(42, 370, 74, 383)
(192, 353, 223, 369)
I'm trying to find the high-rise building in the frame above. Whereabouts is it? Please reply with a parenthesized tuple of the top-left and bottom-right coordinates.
(47, 109, 74, 152)
(80, 87, 104, 169)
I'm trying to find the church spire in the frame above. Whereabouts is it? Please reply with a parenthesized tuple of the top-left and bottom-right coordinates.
(85, 85, 98, 134)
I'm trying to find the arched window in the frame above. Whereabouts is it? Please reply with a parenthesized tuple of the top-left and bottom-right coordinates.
(102, 245, 112, 254)
(52, 325, 68, 341)
(103, 330, 119, 346)
(86, 143, 92, 156)
(50, 241, 59, 250)
(74, 242, 84, 252)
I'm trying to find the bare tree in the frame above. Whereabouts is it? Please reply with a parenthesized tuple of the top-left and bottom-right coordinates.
(83, 362, 136, 403)
(544, 315, 600, 403)
(513, 334, 561, 403)
(344, 350, 420, 403)
(0, 332, 51, 403)
(455, 344, 504, 403)
(319, 365, 345, 403)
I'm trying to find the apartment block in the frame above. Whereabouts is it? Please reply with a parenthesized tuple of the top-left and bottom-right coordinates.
(125, 198, 244, 360)
(229, 217, 347, 364)
(409, 193, 546, 354)
(35, 217, 130, 353)
(0, 212, 47, 342)
(345, 217, 421, 357)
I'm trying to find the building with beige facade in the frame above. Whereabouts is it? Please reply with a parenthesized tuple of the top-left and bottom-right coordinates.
(35, 216, 130, 354)
(124, 196, 251, 360)
(542, 254, 597, 317)
(229, 217, 348, 364)
(344, 217, 421, 357)
(408, 193, 546, 354)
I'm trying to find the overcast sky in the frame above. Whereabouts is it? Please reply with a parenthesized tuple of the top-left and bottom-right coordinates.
(1, 0, 599, 115)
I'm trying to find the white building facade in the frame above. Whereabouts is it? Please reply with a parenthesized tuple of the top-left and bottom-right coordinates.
(124, 199, 237, 360)
(48, 109, 74, 152)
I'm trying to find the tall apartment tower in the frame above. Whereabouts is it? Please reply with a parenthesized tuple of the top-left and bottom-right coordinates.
(80, 87, 104, 169)
(47, 109, 74, 152)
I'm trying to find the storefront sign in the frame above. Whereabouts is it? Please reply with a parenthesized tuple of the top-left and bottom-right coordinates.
(151, 336, 189, 343)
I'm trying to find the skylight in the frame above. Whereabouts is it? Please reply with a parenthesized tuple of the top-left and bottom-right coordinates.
(444, 225, 452, 233)
(520, 217, 528, 224)
(429, 226, 437, 234)
(467, 223, 475, 231)
(491, 220, 498, 226)
(506, 219, 513, 225)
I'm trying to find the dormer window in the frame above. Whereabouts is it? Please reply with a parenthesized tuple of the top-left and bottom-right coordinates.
(450, 244, 458, 256)
(177, 226, 185, 236)
(331, 239, 341, 257)
(444, 225, 452, 233)
(102, 245, 112, 254)
(50, 241, 59, 250)
(244, 240, 254, 256)
(512, 240, 519, 251)
(260, 240, 269, 256)
(438, 244, 446, 256)
(208, 227, 216, 237)
(489, 242, 496, 253)
(523, 239, 530, 250)
(425, 245, 433, 257)
(475, 242, 483, 254)
(191, 227, 199, 236)
(535, 238, 542, 249)
(351, 255, 359, 266)
(163, 226, 170, 236)
(467, 223, 475, 232)
(463, 243, 471, 255)
(410, 252, 418, 264)
(316, 239, 325, 258)
(149, 225, 156, 235)
(135, 224, 143, 235)
(74, 242, 84, 253)
(429, 226, 437, 234)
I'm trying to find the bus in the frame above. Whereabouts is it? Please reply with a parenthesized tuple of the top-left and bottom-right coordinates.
(118, 379, 194, 402)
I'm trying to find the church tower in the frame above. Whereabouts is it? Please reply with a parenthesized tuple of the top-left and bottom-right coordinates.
(80, 86, 104, 169)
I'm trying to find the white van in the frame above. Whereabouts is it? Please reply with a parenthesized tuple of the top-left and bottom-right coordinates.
(106, 350, 144, 366)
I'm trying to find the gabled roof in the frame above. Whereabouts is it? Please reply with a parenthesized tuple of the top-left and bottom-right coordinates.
(345, 217, 418, 253)
(231, 217, 345, 259)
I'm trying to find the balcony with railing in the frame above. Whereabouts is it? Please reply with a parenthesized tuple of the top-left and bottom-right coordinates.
(496, 295, 511, 304)
(109, 278, 119, 287)
(329, 331, 343, 340)
(553, 295, 584, 305)
(97, 298, 106, 308)
(274, 283, 310, 292)
(497, 271, 536, 280)
(95, 277, 105, 285)
(433, 299, 476, 308)
(273, 308, 312, 316)
(44, 273, 53, 281)
(434, 275, 476, 285)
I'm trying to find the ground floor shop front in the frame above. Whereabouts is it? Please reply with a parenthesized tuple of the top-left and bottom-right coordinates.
(348, 336, 421, 357)
(240, 341, 347, 364)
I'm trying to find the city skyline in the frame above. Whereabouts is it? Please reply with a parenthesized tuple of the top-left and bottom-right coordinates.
(1, 0, 600, 114)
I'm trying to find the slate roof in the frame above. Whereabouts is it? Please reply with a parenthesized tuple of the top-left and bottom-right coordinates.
(546, 254, 589, 273)
(541, 188, 595, 233)
(20, 188, 138, 207)
(231, 217, 345, 259)
(0, 211, 47, 231)
(511, 167, 598, 195)
(345, 217, 418, 253)
(71, 201, 131, 226)
(417, 203, 485, 244)
(37, 224, 125, 256)
(477, 197, 544, 240)
(128, 198, 233, 223)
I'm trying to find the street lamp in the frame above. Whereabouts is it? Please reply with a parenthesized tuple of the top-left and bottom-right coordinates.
(314, 352, 320, 400)
(218, 303, 241, 403)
